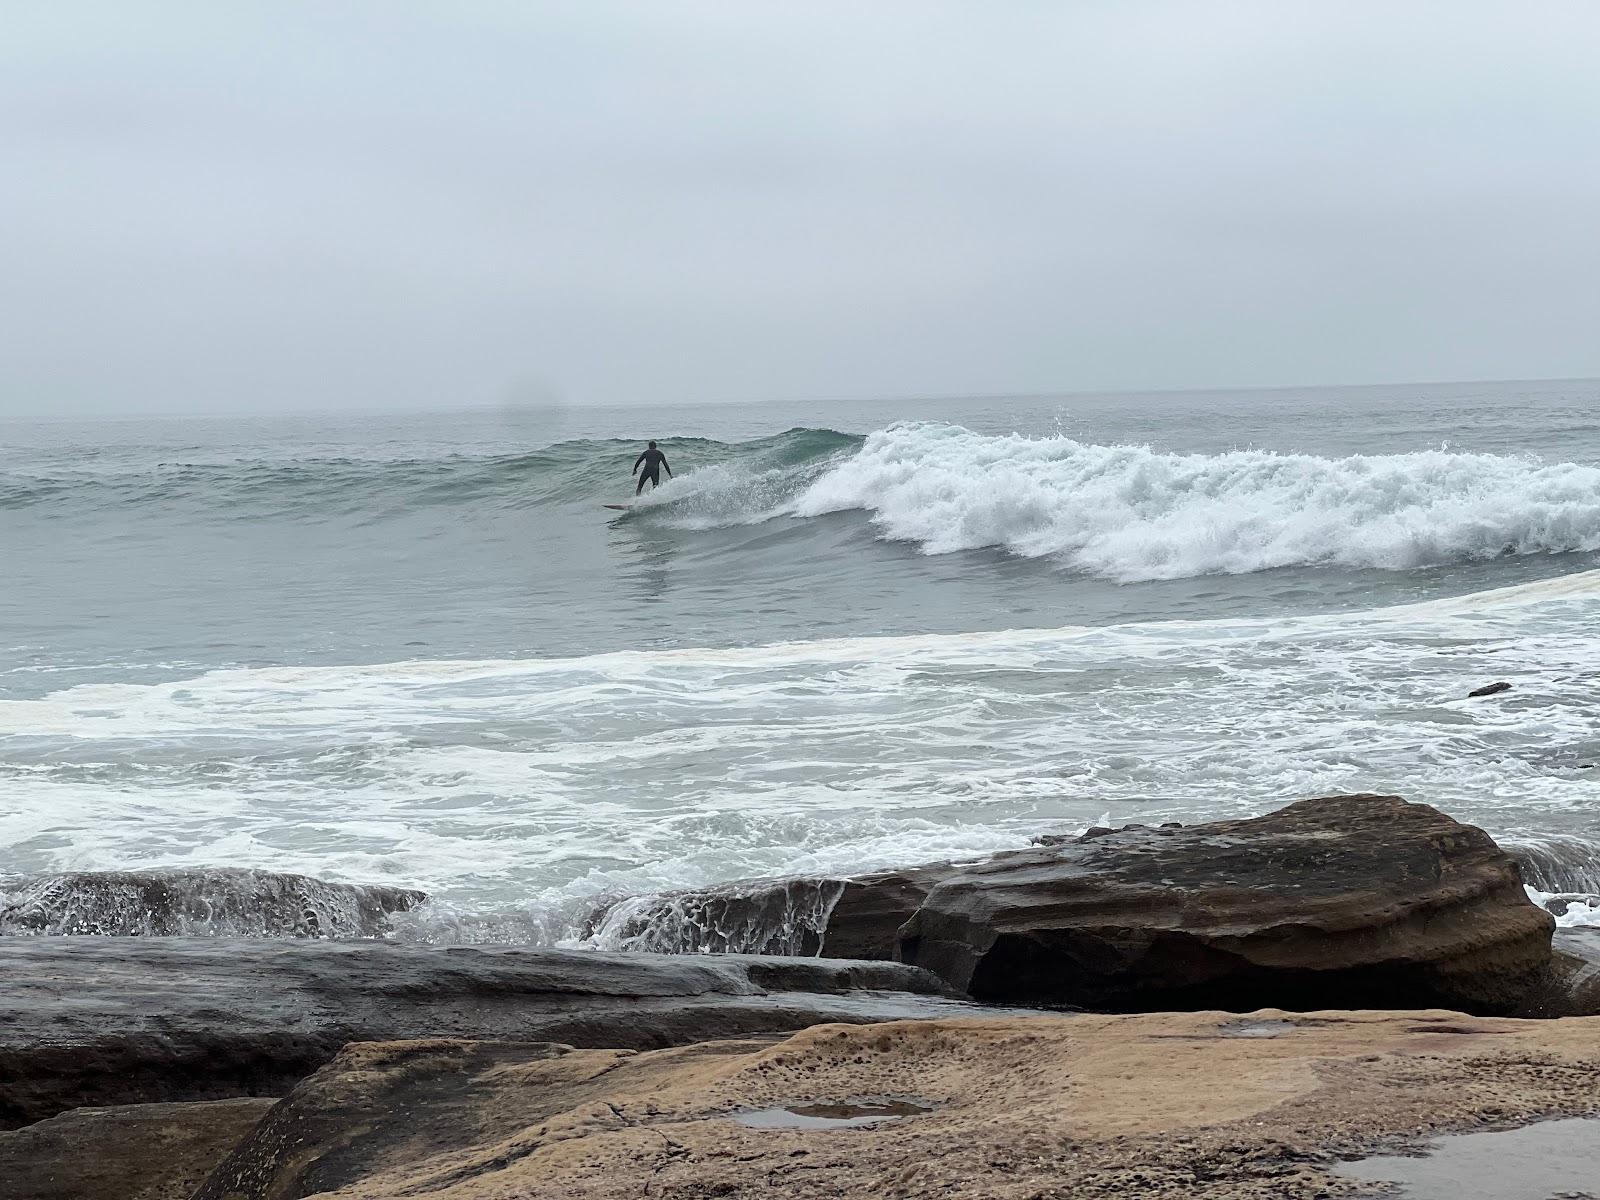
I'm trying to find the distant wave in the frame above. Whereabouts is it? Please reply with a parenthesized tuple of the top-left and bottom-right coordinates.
(13, 420, 1600, 584)
(785, 423, 1600, 581)
(0, 427, 861, 517)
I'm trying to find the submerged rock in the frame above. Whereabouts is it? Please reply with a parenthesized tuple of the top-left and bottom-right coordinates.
(0, 868, 425, 938)
(1467, 681, 1513, 697)
(0, 937, 987, 1128)
(898, 794, 1554, 1012)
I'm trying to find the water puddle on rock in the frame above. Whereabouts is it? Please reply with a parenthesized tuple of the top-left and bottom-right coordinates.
(1216, 1018, 1299, 1038)
(731, 1099, 930, 1130)
(1335, 1116, 1600, 1199)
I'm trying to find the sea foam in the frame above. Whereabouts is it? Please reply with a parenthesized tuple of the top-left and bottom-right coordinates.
(788, 423, 1600, 580)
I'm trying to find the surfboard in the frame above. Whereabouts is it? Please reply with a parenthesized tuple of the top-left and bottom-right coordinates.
(601, 503, 632, 510)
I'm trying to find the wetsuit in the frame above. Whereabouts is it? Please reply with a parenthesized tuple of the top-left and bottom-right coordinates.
(633, 447, 671, 494)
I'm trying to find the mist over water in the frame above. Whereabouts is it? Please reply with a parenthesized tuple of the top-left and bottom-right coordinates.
(3, 380, 1599, 939)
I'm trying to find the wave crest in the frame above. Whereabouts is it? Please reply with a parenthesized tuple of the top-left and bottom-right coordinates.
(790, 423, 1600, 581)
(1, 428, 860, 518)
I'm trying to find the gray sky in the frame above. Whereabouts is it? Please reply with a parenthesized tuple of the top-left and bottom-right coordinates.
(4, 2, 1599, 415)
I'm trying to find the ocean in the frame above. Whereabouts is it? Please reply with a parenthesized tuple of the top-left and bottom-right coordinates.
(4, 379, 1599, 941)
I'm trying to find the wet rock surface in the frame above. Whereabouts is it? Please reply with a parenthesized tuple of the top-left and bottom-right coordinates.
(189, 1011, 1600, 1200)
(609, 795, 1557, 1015)
(0, 1097, 273, 1200)
(579, 862, 961, 959)
(0, 937, 986, 1128)
(899, 794, 1555, 1011)
(1516, 928, 1600, 1018)
(1335, 1115, 1600, 1200)
(0, 867, 425, 937)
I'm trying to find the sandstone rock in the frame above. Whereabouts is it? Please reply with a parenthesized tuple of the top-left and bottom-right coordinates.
(898, 794, 1554, 1012)
(192, 1012, 1600, 1200)
(193, 1040, 680, 1200)
(0, 1097, 273, 1200)
(0, 937, 988, 1128)
(594, 796, 1555, 1016)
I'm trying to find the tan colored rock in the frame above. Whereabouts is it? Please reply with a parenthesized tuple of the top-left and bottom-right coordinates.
(198, 1011, 1600, 1200)
(0, 1097, 273, 1200)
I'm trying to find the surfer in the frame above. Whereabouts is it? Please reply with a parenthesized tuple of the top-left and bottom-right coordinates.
(632, 441, 672, 495)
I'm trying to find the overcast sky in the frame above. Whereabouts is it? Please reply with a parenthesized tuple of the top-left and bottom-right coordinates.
(4, 2, 1599, 415)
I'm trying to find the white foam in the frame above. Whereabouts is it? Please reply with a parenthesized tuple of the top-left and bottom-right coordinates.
(790, 423, 1600, 580)
(3, 570, 1597, 936)
(1525, 886, 1600, 928)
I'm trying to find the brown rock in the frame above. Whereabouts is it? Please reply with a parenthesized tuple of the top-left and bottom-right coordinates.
(602, 796, 1555, 1016)
(898, 794, 1554, 1013)
(0, 1097, 272, 1200)
(192, 1012, 1600, 1200)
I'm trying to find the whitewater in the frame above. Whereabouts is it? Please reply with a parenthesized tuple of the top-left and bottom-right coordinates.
(3, 381, 1599, 940)
(783, 423, 1600, 579)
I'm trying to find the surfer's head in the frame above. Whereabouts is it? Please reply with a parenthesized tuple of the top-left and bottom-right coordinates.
(648, 440, 657, 448)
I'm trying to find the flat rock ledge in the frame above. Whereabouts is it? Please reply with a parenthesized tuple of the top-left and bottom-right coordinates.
(0, 937, 1001, 1130)
(597, 795, 1559, 1014)
(195, 1011, 1600, 1200)
(0, 1098, 275, 1200)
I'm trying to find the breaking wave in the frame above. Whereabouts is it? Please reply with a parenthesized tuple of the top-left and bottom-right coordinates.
(0, 427, 860, 517)
(787, 423, 1600, 581)
(0, 868, 425, 937)
(14, 419, 1600, 585)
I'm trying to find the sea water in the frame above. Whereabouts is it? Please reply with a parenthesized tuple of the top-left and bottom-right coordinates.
(3, 380, 1599, 940)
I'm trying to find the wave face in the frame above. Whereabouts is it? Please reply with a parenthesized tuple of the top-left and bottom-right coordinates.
(0, 427, 860, 518)
(0, 869, 425, 937)
(20, 419, 1600, 585)
(785, 423, 1600, 580)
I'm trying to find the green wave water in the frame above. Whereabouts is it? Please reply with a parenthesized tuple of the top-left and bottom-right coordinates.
(0, 427, 863, 516)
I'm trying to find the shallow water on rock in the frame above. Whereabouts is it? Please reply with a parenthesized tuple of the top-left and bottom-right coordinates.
(1335, 1116, 1600, 1199)
(731, 1099, 930, 1130)
(1216, 1018, 1299, 1038)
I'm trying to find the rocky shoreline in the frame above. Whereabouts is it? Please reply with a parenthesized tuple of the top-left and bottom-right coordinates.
(5, 793, 1600, 1199)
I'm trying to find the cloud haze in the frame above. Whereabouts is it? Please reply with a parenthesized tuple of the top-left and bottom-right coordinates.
(4, 1, 1599, 414)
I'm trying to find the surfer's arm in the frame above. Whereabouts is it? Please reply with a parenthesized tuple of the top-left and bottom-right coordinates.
(662, 456, 672, 477)
(632, 452, 646, 474)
